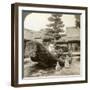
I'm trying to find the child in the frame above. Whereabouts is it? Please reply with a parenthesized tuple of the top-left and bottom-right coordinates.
(55, 61, 61, 71)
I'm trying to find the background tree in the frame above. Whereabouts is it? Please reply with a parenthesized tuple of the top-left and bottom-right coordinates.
(75, 15, 80, 28)
(43, 14, 64, 43)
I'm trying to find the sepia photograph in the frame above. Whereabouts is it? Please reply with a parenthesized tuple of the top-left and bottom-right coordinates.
(11, 3, 88, 87)
(23, 12, 80, 77)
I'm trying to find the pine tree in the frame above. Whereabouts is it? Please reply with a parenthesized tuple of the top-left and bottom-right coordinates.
(44, 14, 64, 43)
(75, 15, 80, 28)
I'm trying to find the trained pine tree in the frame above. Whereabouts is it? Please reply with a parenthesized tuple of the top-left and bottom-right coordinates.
(44, 14, 64, 43)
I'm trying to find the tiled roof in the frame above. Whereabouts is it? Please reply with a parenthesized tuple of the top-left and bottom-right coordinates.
(24, 29, 34, 40)
(24, 27, 80, 43)
(57, 27, 80, 42)
(66, 27, 80, 41)
(24, 29, 46, 43)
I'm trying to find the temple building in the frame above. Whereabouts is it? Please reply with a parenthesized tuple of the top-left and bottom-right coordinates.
(55, 27, 80, 56)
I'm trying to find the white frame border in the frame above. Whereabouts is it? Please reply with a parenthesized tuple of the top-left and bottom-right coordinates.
(18, 6, 86, 84)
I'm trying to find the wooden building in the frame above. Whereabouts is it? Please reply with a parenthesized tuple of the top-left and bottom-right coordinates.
(55, 27, 80, 56)
(24, 29, 45, 57)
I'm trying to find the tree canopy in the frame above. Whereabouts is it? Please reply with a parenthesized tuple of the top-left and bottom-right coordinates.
(43, 14, 64, 43)
(75, 15, 80, 28)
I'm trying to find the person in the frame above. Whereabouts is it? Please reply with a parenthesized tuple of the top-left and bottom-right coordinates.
(65, 55, 70, 68)
(65, 50, 72, 68)
(48, 41, 56, 56)
(68, 49, 72, 64)
(48, 43, 54, 52)
(55, 61, 61, 71)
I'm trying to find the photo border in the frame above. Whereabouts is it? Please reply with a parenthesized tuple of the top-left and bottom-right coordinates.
(11, 3, 88, 87)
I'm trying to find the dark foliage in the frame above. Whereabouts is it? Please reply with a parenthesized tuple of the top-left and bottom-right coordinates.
(75, 15, 80, 28)
(29, 40, 65, 68)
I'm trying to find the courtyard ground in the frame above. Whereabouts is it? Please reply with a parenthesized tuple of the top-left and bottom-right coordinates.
(24, 57, 80, 77)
